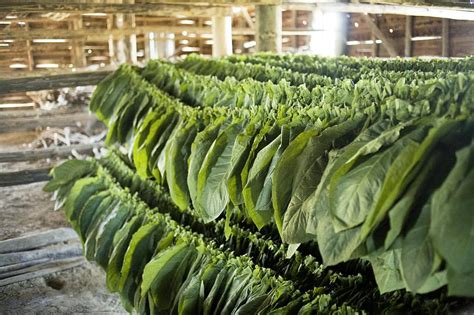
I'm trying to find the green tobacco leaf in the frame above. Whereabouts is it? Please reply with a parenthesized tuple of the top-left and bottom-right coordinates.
(384, 150, 441, 249)
(330, 125, 427, 233)
(132, 111, 162, 178)
(195, 121, 243, 222)
(360, 118, 461, 241)
(273, 128, 320, 236)
(107, 213, 145, 292)
(447, 267, 474, 297)
(141, 243, 196, 312)
(243, 134, 281, 229)
(165, 119, 198, 211)
(94, 203, 132, 269)
(149, 112, 179, 182)
(431, 140, 474, 274)
(64, 176, 106, 222)
(400, 201, 436, 293)
(281, 117, 363, 244)
(118, 222, 163, 307)
(227, 119, 260, 207)
(366, 249, 405, 294)
(303, 120, 394, 238)
(188, 117, 226, 210)
(44, 159, 96, 192)
(76, 191, 109, 241)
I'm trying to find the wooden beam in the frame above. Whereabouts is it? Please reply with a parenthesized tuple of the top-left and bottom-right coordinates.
(0, 2, 233, 16)
(25, 23, 34, 71)
(404, 16, 413, 57)
(71, 16, 87, 68)
(0, 143, 102, 163)
(0, 168, 51, 187)
(317, 2, 474, 21)
(0, 69, 113, 94)
(442, 18, 449, 57)
(0, 112, 98, 133)
(361, 14, 398, 57)
(0, 228, 78, 255)
(0, 256, 85, 287)
(0, 25, 320, 41)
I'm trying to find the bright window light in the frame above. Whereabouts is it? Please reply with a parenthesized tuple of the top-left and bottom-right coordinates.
(9, 63, 27, 69)
(181, 47, 200, 52)
(33, 39, 68, 43)
(82, 13, 107, 17)
(36, 63, 59, 69)
(0, 103, 35, 109)
(179, 19, 195, 25)
(243, 41, 256, 49)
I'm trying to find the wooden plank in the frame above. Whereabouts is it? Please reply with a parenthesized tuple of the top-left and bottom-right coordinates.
(317, 2, 474, 21)
(0, 69, 112, 94)
(0, 228, 78, 255)
(0, 242, 82, 267)
(0, 2, 233, 16)
(0, 112, 97, 133)
(361, 14, 398, 57)
(0, 25, 321, 41)
(0, 143, 101, 163)
(0, 107, 87, 119)
(442, 18, 450, 57)
(0, 168, 51, 187)
(404, 16, 413, 57)
(0, 256, 85, 287)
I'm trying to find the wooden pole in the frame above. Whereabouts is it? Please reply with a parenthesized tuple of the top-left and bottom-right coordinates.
(404, 16, 413, 57)
(71, 16, 87, 68)
(442, 18, 450, 57)
(255, 4, 282, 53)
(25, 23, 34, 71)
(212, 11, 233, 57)
(371, 15, 379, 57)
(0, 69, 112, 95)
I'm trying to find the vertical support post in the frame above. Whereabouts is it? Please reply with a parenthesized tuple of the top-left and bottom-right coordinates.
(371, 15, 378, 57)
(255, 4, 281, 53)
(212, 10, 233, 57)
(156, 33, 175, 59)
(113, 0, 136, 64)
(25, 23, 34, 71)
(71, 16, 86, 68)
(107, 15, 115, 65)
(442, 18, 449, 57)
(144, 33, 151, 61)
(291, 10, 297, 51)
(405, 16, 413, 57)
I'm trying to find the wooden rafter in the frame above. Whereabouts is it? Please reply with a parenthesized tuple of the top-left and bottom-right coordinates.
(0, 69, 113, 94)
(0, 2, 233, 16)
(360, 14, 399, 57)
(316, 2, 474, 21)
(0, 25, 322, 41)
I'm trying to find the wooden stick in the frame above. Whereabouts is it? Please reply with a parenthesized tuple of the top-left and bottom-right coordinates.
(0, 112, 97, 133)
(0, 168, 51, 187)
(0, 228, 78, 254)
(0, 242, 82, 267)
(0, 256, 85, 287)
(0, 69, 113, 94)
(0, 143, 102, 163)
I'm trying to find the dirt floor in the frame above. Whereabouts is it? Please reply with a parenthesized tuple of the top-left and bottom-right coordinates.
(0, 129, 126, 313)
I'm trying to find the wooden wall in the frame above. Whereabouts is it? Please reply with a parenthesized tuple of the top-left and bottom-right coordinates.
(347, 14, 474, 57)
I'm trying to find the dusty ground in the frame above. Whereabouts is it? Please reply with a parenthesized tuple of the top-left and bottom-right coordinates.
(0, 130, 125, 313)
